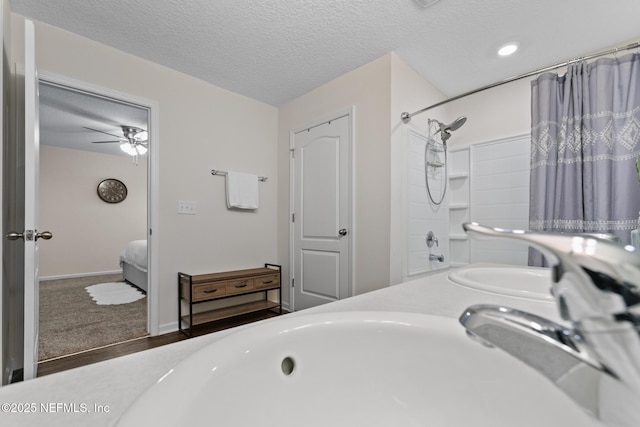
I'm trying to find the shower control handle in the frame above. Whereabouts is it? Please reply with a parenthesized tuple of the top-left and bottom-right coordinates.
(426, 231, 439, 247)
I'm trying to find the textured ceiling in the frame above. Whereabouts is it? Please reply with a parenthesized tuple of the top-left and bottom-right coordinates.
(14, 0, 640, 156)
(12, 0, 640, 108)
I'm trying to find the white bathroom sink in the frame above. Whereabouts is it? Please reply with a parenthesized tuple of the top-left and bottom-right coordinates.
(115, 311, 599, 427)
(448, 265, 554, 301)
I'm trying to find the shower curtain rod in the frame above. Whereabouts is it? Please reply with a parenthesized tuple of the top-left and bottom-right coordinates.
(401, 40, 640, 124)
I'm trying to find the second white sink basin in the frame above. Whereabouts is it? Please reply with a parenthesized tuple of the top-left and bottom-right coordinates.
(115, 311, 599, 426)
(448, 265, 554, 301)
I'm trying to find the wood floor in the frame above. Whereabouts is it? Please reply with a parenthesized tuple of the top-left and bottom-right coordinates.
(37, 310, 284, 377)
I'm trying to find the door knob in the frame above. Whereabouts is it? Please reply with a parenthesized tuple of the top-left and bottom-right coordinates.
(36, 231, 53, 240)
(6, 231, 24, 241)
(338, 228, 348, 236)
(5, 230, 53, 241)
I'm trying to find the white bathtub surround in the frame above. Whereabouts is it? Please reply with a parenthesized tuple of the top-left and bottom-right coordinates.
(0, 264, 599, 427)
(404, 127, 450, 278)
(403, 130, 532, 277)
(468, 135, 531, 264)
(447, 135, 532, 266)
(447, 147, 470, 266)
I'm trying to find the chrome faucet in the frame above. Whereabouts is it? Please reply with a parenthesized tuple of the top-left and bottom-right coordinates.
(459, 222, 640, 427)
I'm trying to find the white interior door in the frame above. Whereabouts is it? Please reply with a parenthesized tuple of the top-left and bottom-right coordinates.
(23, 19, 41, 380)
(292, 113, 351, 310)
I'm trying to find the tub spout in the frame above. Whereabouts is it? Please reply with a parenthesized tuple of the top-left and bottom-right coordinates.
(429, 254, 444, 262)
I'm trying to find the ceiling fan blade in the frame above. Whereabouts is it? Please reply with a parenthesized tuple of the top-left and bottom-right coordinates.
(91, 140, 122, 144)
(83, 126, 125, 139)
(124, 126, 147, 133)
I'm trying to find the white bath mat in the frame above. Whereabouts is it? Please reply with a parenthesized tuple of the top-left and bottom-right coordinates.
(85, 282, 146, 305)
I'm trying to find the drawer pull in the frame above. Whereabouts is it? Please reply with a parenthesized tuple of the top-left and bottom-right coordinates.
(203, 289, 218, 294)
(262, 280, 274, 284)
(234, 282, 248, 288)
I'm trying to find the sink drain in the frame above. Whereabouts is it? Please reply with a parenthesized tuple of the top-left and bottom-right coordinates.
(281, 356, 295, 376)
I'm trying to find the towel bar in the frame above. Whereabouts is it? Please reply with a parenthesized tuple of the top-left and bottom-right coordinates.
(211, 169, 267, 182)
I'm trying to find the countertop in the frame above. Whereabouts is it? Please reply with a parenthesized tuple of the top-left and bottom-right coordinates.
(0, 265, 569, 426)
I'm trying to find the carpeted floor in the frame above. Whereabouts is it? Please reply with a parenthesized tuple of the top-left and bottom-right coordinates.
(39, 273, 147, 361)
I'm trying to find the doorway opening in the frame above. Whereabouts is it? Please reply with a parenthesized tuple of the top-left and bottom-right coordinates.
(37, 76, 155, 362)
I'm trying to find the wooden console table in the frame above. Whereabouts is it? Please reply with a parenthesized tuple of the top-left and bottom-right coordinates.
(178, 263, 281, 337)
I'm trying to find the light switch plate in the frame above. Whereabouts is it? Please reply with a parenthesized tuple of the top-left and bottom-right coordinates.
(177, 200, 196, 215)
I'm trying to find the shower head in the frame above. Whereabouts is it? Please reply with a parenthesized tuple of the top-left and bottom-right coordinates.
(444, 116, 467, 132)
(434, 116, 467, 143)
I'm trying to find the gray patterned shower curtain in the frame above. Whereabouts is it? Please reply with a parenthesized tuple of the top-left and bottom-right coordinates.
(529, 52, 640, 266)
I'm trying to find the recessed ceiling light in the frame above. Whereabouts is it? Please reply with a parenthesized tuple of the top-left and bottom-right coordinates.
(497, 43, 518, 57)
(414, 0, 441, 8)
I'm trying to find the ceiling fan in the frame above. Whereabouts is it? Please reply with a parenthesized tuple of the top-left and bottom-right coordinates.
(84, 125, 148, 156)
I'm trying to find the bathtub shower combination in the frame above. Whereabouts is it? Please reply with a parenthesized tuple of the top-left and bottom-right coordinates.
(404, 115, 471, 277)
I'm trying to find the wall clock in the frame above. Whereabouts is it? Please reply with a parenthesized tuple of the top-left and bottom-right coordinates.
(97, 178, 128, 203)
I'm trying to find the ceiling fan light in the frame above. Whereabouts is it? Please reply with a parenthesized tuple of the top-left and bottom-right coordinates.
(136, 144, 148, 155)
(120, 142, 137, 156)
(135, 131, 148, 141)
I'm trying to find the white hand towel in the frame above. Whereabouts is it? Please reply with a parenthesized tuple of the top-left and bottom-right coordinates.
(226, 171, 259, 209)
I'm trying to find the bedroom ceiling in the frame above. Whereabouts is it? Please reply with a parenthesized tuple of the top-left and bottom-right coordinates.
(39, 82, 148, 157)
(12, 0, 640, 154)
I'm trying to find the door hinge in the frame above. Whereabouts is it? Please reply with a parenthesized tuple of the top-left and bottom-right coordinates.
(290, 148, 295, 158)
(292, 213, 295, 222)
(291, 278, 295, 288)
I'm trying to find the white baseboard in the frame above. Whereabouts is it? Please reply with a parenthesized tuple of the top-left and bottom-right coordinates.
(40, 270, 122, 281)
(157, 309, 286, 337)
(158, 321, 179, 335)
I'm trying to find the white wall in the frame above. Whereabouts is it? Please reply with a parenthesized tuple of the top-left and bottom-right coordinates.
(11, 14, 278, 331)
(39, 145, 147, 277)
(446, 79, 531, 150)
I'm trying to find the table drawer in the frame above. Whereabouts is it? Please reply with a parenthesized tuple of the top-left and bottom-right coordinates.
(192, 282, 227, 301)
(254, 274, 280, 290)
(225, 278, 255, 295)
